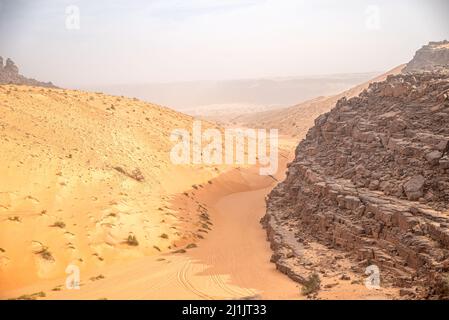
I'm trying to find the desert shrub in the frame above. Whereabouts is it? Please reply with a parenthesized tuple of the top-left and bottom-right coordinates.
(50, 221, 66, 228)
(90, 274, 105, 281)
(113, 166, 144, 182)
(34, 246, 54, 261)
(301, 273, 321, 296)
(126, 234, 139, 246)
(160, 233, 169, 239)
(15, 291, 46, 300)
(130, 168, 144, 182)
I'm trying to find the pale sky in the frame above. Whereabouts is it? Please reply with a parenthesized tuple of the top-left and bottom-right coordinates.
(0, 0, 448, 86)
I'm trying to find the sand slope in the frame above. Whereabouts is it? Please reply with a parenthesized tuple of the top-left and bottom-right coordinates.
(0, 85, 226, 290)
(2, 140, 396, 300)
(1, 141, 300, 300)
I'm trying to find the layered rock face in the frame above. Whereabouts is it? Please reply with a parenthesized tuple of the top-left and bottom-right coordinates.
(0, 56, 56, 87)
(404, 41, 449, 73)
(263, 70, 449, 298)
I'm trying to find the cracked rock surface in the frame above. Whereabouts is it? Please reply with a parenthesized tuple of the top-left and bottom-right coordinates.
(263, 68, 449, 299)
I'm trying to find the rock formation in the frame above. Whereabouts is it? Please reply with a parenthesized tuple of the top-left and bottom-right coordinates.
(403, 40, 449, 73)
(263, 44, 449, 299)
(0, 56, 56, 87)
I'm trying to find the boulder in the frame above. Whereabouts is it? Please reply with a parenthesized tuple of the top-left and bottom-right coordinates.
(425, 150, 443, 165)
(403, 175, 426, 201)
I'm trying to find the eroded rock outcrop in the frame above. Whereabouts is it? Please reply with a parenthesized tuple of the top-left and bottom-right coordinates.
(263, 68, 449, 298)
(403, 40, 449, 73)
(0, 56, 56, 87)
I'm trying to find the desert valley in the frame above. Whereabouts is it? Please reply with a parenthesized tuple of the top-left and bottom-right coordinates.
(1, 1, 449, 304)
(1, 40, 448, 300)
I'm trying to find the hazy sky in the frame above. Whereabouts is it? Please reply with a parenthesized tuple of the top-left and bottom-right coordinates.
(0, 0, 448, 86)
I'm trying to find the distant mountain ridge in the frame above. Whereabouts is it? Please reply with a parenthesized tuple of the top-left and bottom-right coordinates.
(235, 65, 405, 136)
(86, 72, 378, 112)
(0, 56, 56, 87)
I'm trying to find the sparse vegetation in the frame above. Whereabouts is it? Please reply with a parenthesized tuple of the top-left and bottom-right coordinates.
(90, 274, 105, 281)
(130, 168, 144, 181)
(160, 233, 169, 239)
(126, 234, 139, 246)
(35, 246, 54, 261)
(113, 166, 145, 182)
(14, 291, 46, 300)
(186, 243, 197, 249)
(301, 273, 321, 296)
(8, 216, 21, 222)
(50, 221, 66, 228)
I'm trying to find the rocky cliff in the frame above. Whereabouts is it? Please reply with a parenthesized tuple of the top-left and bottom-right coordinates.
(263, 49, 449, 298)
(403, 40, 449, 73)
(0, 57, 56, 87)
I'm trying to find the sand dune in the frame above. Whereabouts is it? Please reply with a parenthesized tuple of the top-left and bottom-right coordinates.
(2, 140, 395, 300)
(0, 85, 229, 291)
(2, 140, 299, 299)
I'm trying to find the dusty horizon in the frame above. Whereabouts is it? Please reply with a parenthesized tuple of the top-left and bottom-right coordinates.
(1, 0, 448, 87)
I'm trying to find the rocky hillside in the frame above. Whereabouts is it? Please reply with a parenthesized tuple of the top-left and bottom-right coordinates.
(0, 57, 56, 87)
(263, 66, 449, 297)
(404, 41, 449, 73)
